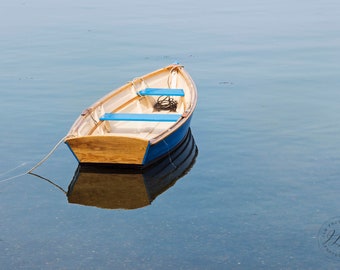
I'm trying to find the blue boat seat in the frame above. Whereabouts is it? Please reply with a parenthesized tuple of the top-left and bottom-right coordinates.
(138, 88, 185, 96)
(100, 113, 181, 122)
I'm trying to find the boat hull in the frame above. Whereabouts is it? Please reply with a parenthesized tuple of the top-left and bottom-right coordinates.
(66, 115, 193, 168)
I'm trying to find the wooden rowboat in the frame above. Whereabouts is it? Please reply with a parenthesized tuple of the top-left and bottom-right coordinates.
(64, 64, 197, 168)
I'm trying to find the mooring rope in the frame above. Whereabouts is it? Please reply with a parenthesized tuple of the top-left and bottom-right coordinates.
(27, 136, 67, 174)
(0, 136, 67, 184)
(0, 172, 28, 184)
(0, 162, 28, 177)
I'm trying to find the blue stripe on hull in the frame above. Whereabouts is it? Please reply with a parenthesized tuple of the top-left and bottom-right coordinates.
(142, 116, 192, 165)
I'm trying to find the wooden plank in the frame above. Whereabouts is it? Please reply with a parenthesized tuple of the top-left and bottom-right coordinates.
(100, 113, 181, 122)
(139, 88, 185, 96)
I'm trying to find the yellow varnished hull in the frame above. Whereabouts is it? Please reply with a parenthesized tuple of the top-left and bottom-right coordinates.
(65, 135, 149, 164)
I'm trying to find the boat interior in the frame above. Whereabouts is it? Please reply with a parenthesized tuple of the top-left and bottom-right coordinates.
(70, 67, 193, 140)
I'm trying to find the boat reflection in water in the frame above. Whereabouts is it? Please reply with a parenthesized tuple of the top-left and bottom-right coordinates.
(67, 129, 198, 210)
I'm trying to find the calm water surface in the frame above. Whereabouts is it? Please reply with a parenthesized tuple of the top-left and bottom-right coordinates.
(1, 0, 340, 269)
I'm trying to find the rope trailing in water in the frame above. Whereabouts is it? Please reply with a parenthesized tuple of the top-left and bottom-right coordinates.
(0, 162, 28, 177)
(0, 136, 66, 183)
(27, 136, 67, 174)
(0, 171, 28, 184)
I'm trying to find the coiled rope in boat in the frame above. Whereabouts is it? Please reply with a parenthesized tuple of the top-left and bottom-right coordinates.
(153, 96, 178, 112)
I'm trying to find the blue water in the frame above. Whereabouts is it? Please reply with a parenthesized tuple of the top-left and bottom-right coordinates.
(1, 0, 340, 269)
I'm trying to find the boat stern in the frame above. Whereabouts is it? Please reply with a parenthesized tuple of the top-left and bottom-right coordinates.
(65, 135, 149, 165)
